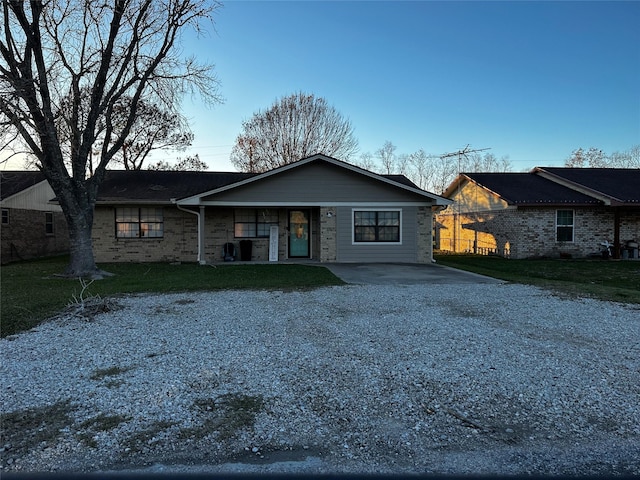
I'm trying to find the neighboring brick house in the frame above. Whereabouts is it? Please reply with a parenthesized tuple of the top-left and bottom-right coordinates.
(92, 154, 451, 264)
(435, 167, 640, 259)
(1, 171, 69, 263)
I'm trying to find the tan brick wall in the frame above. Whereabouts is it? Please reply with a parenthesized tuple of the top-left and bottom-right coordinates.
(620, 210, 640, 245)
(202, 207, 288, 262)
(204, 207, 234, 262)
(94, 204, 478, 264)
(93, 206, 198, 263)
(416, 206, 432, 263)
(1, 208, 69, 263)
(436, 205, 640, 259)
(94, 206, 302, 264)
(436, 209, 514, 256)
(319, 207, 337, 262)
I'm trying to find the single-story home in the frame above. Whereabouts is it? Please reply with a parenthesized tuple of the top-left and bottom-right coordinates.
(435, 167, 640, 259)
(1, 171, 69, 263)
(92, 154, 452, 264)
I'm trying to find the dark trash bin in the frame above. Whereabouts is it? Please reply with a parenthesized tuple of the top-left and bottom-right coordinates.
(239, 240, 253, 261)
(223, 242, 236, 262)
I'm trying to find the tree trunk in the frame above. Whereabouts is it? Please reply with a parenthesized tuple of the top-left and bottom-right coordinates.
(50, 174, 107, 279)
(65, 215, 100, 278)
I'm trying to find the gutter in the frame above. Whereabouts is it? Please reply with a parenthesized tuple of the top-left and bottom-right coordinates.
(173, 200, 206, 265)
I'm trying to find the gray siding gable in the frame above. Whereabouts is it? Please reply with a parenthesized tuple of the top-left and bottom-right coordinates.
(191, 159, 435, 205)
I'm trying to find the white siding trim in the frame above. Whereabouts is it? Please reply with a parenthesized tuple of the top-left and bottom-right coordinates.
(193, 201, 429, 207)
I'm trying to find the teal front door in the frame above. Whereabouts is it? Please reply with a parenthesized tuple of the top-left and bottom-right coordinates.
(289, 210, 310, 258)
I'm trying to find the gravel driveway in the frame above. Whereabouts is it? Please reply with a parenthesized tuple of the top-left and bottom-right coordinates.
(1, 282, 639, 475)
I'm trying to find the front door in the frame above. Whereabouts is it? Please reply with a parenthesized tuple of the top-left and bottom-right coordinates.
(289, 210, 310, 258)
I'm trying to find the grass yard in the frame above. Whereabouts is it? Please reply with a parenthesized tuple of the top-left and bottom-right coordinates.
(0, 256, 344, 337)
(435, 253, 640, 305)
(3, 254, 639, 338)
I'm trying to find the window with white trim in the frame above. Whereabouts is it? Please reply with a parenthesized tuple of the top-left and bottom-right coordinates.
(234, 209, 278, 238)
(1, 208, 8, 225)
(115, 207, 164, 238)
(556, 209, 574, 242)
(353, 210, 401, 243)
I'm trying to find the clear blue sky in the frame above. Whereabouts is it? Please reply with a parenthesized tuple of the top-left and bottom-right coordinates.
(174, 0, 639, 173)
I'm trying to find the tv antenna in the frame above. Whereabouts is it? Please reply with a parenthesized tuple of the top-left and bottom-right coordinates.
(439, 144, 491, 171)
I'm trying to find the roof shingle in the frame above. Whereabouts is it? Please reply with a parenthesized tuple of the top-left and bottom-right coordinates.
(538, 167, 640, 204)
(95, 170, 257, 203)
(462, 172, 602, 205)
(0, 171, 47, 201)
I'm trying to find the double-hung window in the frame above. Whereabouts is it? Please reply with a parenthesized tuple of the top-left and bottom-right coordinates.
(556, 209, 574, 242)
(1, 208, 8, 225)
(353, 210, 401, 243)
(45, 212, 54, 235)
(116, 207, 164, 238)
(234, 209, 278, 238)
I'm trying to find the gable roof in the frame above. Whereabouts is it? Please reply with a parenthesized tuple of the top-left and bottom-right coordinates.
(6, 155, 450, 206)
(176, 154, 450, 205)
(444, 167, 640, 207)
(0, 171, 47, 201)
(452, 172, 601, 206)
(534, 167, 640, 205)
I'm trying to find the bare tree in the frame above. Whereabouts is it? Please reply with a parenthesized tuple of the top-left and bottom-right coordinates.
(396, 153, 409, 176)
(114, 99, 194, 170)
(230, 92, 359, 172)
(0, 0, 221, 277)
(371, 144, 511, 195)
(148, 154, 208, 171)
(405, 149, 438, 191)
(376, 140, 396, 175)
(461, 152, 511, 173)
(353, 151, 375, 171)
(54, 92, 194, 172)
(565, 147, 605, 167)
(431, 155, 459, 195)
(565, 145, 639, 168)
(610, 145, 640, 168)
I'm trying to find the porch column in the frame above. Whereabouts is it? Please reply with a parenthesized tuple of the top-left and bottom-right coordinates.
(199, 206, 206, 265)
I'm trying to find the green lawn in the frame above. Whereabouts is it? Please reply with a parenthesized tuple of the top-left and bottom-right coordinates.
(435, 253, 640, 304)
(0, 257, 344, 337)
(3, 255, 639, 338)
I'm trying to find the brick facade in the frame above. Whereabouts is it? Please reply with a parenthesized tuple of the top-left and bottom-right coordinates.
(319, 207, 337, 262)
(417, 206, 433, 263)
(93, 204, 438, 264)
(436, 206, 640, 259)
(93, 206, 198, 263)
(93, 205, 342, 263)
(1, 208, 69, 263)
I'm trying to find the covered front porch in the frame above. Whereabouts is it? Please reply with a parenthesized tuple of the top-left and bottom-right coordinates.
(189, 206, 336, 264)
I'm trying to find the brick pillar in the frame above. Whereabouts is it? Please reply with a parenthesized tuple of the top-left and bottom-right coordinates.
(319, 207, 337, 262)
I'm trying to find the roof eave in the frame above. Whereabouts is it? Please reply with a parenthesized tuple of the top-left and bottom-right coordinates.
(533, 167, 621, 205)
(514, 201, 603, 207)
(95, 199, 175, 206)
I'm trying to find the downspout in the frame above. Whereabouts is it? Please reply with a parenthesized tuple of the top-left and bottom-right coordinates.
(174, 200, 206, 265)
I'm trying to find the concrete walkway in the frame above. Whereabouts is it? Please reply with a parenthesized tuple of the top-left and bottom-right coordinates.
(324, 262, 503, 285)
